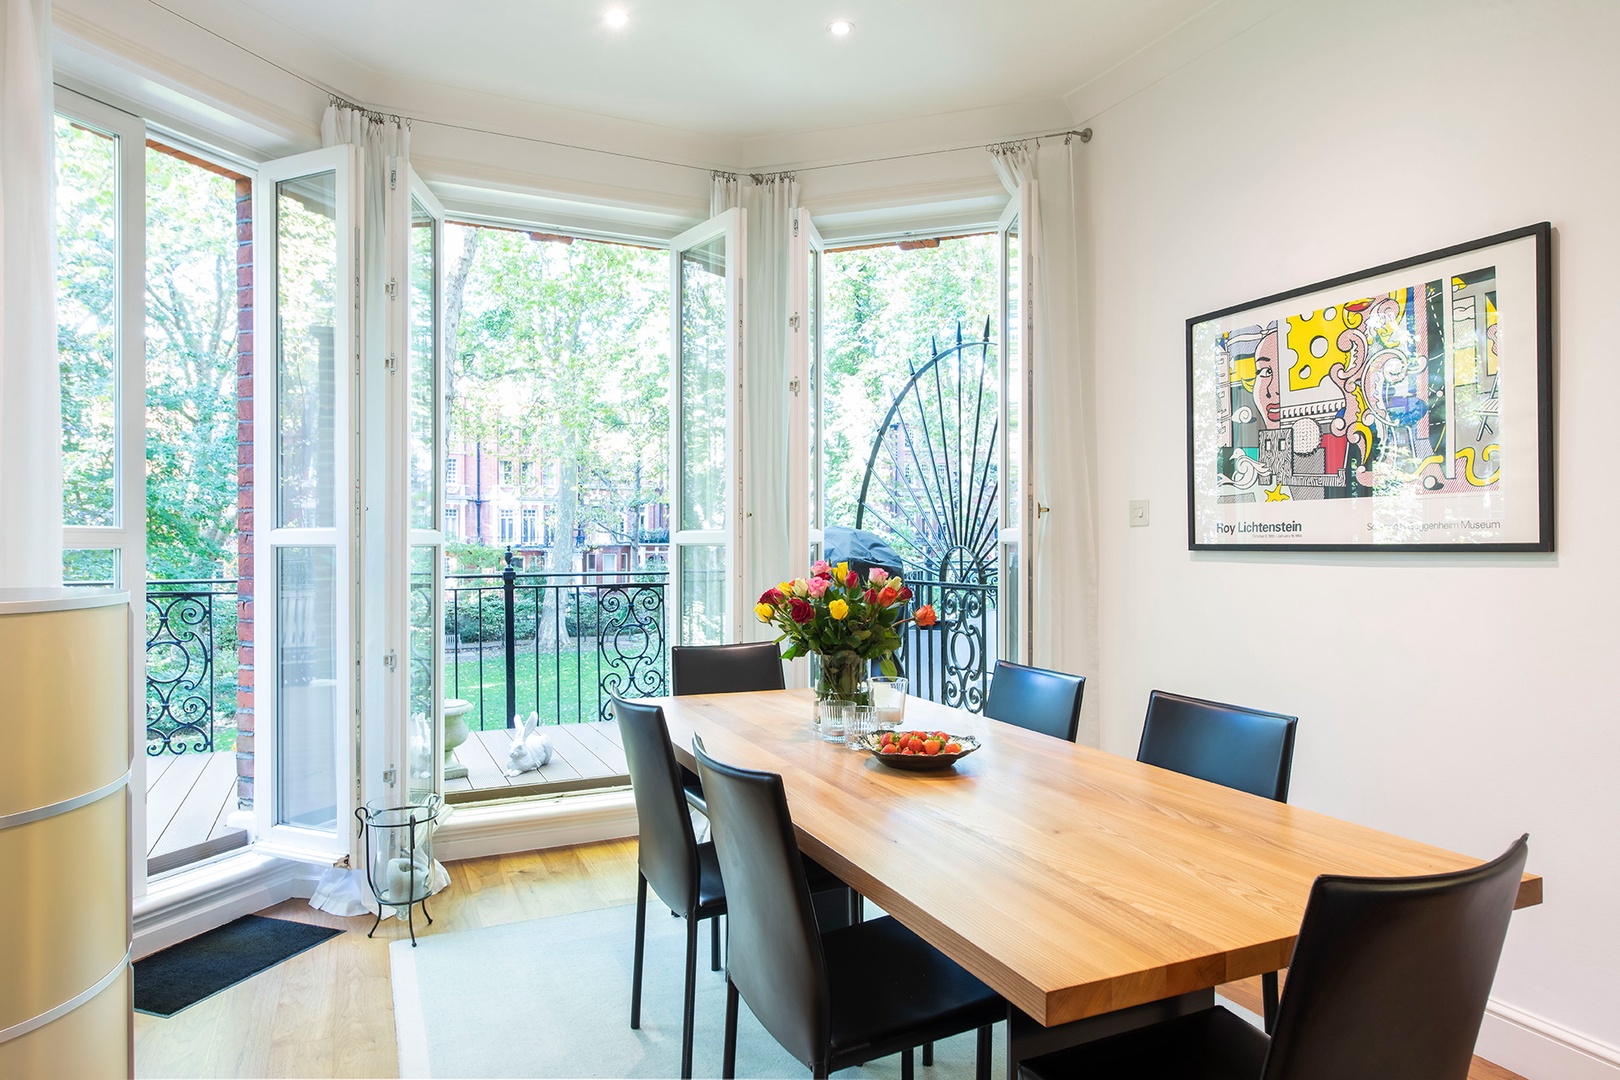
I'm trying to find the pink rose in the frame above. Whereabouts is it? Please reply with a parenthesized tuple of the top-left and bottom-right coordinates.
(807, 577, 830, 598)
(811, 560, 831, 576)
(788, 597, 815, 624)
(868, 567, 889, 584)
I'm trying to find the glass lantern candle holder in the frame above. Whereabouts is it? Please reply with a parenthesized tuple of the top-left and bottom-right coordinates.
(356, 793, 442, 946)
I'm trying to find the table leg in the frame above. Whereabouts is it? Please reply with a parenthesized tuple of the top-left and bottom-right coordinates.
(1004, 989, 1214, 1079)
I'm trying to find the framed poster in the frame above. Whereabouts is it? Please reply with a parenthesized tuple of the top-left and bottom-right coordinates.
(1186, 222, 1552, 551)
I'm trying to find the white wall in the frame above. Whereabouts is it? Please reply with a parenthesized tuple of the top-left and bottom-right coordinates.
(1082, 0, 1620, 1074)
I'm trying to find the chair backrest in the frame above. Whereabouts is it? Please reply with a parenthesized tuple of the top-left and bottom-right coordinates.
(1137, 690, 1297, 801)
(613, 697, 700, 915)
(1262, 835, 1530, 1080)
(670, 641, 786, 696)
(693, 741, 829, 1067)
(983, 660, 1086, 741)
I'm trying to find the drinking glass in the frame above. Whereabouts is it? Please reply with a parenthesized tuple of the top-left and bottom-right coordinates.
(819, 699, 849, 743)
(845, 705, 878, 749)
(869, 676, 908, 730)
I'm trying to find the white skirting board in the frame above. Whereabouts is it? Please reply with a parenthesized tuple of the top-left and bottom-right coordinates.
(1478, 999, 1620, 1080)
(132, 852, 322, 960)
(430, 789, 637, 862)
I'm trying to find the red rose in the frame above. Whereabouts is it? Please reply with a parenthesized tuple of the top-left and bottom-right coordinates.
(913, 604, 938, 628)
(759, 588, 785, 606)
(788, 597, 815, 624)
(863, 588, 877, 603)
(897, 586, 913, 601)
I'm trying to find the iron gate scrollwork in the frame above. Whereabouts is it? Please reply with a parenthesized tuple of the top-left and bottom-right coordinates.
(146, 581, 235, 755)
(854, 322, 1000, 712)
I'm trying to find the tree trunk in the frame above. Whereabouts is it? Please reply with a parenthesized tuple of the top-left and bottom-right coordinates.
(442, 227, 481, 441)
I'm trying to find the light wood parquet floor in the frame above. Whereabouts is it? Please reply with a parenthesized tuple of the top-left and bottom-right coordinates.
(133, 838, 1527, 1079)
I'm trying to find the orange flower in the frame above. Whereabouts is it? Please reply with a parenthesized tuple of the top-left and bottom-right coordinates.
(877, 583, 900, 606)
(913, 604, 938, 628)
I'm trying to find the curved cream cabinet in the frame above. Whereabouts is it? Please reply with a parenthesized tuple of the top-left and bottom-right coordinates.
(0, 589, 132, 1078)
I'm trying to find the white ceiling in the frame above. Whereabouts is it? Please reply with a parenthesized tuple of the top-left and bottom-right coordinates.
(218, 0, 1220, 139)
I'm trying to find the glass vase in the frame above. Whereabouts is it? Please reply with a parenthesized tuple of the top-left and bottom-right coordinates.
(812, 650, 870, 742)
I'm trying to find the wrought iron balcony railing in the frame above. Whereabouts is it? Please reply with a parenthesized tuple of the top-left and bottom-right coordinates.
(896, 578, 998, 715)
(443, 563, 669, 730)
(146, 578, 240, 756)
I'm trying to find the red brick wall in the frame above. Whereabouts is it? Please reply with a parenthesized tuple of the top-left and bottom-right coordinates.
(234, 177, 255, 808)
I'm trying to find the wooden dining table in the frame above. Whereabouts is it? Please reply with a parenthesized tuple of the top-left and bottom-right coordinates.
(651, 688, 1542, 1071)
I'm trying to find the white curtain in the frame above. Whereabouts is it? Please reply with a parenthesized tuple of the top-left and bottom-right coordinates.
(0, 0, 62, 587)
(991, 139, 1101, 745)
(711, 171, 800, 642)
(313, 102, 449, 914)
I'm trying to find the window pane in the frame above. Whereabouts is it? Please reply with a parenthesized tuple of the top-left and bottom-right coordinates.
(56, 117, 119, 527)
(409, 198, 436, 531)
(1004, 219, 1021, 531)
(146, 142, 243, 581)
(679, 234, 727, 532)
(679, 543, 725, 645)
(276, 171, 339, 529)
(809, 245, 821, 531)
(64, 548, 119, 587)
(1002, 541, 1020, 662)
(408, 545, 437, 801)
(276, 546, 338, 830)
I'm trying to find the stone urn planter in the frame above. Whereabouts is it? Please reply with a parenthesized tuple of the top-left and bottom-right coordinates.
(443, 698, 474, 780)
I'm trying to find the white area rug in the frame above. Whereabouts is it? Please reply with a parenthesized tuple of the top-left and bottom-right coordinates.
(390, 903, 1007, 1079)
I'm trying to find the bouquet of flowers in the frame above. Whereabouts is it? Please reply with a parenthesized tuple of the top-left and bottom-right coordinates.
(755, 560, 937, 702)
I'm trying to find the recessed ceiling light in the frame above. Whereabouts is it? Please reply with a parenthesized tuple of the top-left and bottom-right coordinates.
(828, 19, 854, 36)
(604, 7, 629, 29)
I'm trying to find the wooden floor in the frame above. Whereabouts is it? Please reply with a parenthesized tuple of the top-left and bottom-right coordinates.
(144, 749, 247, 873)
(442, 719, 628, 801)
(134, 838, 1529, 1080)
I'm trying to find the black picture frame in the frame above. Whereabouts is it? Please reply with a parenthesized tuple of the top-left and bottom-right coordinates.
(1185, 222, 1552, 552)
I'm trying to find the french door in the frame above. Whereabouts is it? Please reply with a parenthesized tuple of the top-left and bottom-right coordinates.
(786, 207, 825, 685)
(54, 87, 149, 889)
(252, 145, 362, 861)
(998, 192, 1036, 665)
(669, 209, 746, 646)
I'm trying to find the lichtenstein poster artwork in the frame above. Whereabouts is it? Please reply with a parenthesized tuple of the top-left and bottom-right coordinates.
(1187, 224, 1551, 551)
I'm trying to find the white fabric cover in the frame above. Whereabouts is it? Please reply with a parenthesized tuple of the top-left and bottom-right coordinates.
(710, 172, 800, 639)
(991, 140, 1100, 745)
(0, 0, 62, 586)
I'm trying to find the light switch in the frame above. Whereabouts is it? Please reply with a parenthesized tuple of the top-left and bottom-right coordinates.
(1128, 499, 1150, 527)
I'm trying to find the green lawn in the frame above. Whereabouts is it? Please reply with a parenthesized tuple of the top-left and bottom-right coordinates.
(445, 638, 668, 729)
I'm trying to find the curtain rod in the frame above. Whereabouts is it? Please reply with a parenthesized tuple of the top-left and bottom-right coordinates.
(143, 0, 1092, 178)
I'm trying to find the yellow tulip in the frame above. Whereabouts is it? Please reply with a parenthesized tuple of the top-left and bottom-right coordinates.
(754, 603, 775, 622)
(828, 598, 850, 620)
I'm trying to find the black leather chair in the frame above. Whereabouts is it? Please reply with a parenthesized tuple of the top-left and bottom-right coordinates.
(1016, 835, 1530, 1080)
(1138, 690, 1298, 1028)
(669, 641, 787, 814)
(617, 698, 850, 1078)
(983, 660, 1086, 741)
(694, 739, 1003, 1080)
(617, 697, 727, 1080)
(1137, 690, 1298, 801)
(671, 641, 786, 696)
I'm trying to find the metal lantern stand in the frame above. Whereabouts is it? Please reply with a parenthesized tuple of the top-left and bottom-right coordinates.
(356, 793, 443, 946)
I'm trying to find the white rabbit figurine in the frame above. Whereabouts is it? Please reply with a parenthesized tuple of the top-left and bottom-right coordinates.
(505, 712, 554, 776)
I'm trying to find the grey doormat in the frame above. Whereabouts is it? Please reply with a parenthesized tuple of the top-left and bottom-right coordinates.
(135, 914, 344, 1016)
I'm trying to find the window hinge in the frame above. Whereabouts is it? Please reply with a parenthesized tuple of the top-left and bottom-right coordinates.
(389, 166, 397, 190)
(385, 353, 398, 373)
(383, 650, 397, 671)
(789, 378, 801, 396)
(789, 313, 801, 331)
(386, 278, 399, 300)
(792, 212, 800, 237)
(383, 766, 397, 785)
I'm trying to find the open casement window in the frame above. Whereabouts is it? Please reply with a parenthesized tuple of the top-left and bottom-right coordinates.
(669, 208, 745, 646)
(252, 145, 362, 862)
(786, 207, 825, 684)
(55, 87, 149, 890)
(402, 171, 446, 806)
(997, 192, 1036, 665)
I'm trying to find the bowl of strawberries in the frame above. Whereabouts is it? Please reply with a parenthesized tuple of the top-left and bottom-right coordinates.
(860, 728, 981, 771)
